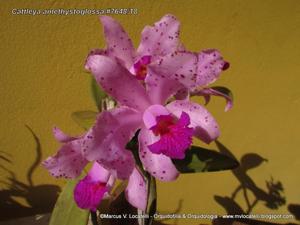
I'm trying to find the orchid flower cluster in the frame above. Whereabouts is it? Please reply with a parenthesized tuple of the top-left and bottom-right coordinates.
(43, 14, 231, 213)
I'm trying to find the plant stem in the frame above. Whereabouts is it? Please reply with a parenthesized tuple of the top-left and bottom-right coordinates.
(90, 211, 98, 225)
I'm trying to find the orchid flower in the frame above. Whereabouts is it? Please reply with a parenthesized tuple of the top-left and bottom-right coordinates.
(74, 164, 147, 211)
(43, 127, 148, 210)
(43, 14, 231, 212)
(74, 162, 148, 211)
(83, 15, 226, 182)
(88, 15, 182, 81)
(87, 15, 231, 110)
(84, 54, 220, 183)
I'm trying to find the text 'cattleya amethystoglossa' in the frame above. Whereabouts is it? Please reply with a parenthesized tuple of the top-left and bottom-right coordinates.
(43, 14, 231, 213)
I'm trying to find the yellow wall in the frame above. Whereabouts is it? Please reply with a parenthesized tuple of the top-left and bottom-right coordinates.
(1, 0, 300, 224)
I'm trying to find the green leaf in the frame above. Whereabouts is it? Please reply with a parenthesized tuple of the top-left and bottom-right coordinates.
(91, 76, 107, 111)
(145, 174, 156, 225)
(211, 86, 233, 99)
(173, 146, 239, 173)
(49, 178, 89, 225)
(71, 110, 97, 131)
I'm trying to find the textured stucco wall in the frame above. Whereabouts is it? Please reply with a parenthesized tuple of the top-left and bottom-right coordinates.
(1, 0, 300, 224)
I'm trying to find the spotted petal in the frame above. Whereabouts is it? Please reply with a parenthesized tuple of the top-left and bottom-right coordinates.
(196, 49, 229, 87)
(145, 69, 185, 105)
(137, 14, 181, 60)
(146, 51, 197, 104)
(42, 139, 88, 179)
(148, 50, 229, 92)
(100, 16, 135, 70)
(82, 107, 141, 179)
(166, 100, 220, 144)
(146, 52, 198, 96)
(52, 126, 77, 143)
(125, 168, 147, 210)
(86, 54, 151, 111)
(138, 127, 179, 181)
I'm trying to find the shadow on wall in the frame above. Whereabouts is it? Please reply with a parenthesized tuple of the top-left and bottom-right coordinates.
(213, 141, 300, 225)
(288, 204, 300, 222)
(0, 125, 61, 221)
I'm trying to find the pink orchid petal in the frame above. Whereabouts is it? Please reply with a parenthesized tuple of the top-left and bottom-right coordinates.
(106, 174, 116, 191)
(85, 54, 151, 111)
(166, 100, 220, 144)
(139, 55, 152, 65)
(137, 14, 181, 60)
(138, 127, 179, 181)
(84, 49, 108, 71)
(148, 51, 199, 91)
(100, 16, 135, 69)
(42, 139, 88, 179)
(87, 162, 116, 190)
(125, 168, 147, 210)
(174, 88, 189, 100)
(196, 49, 229, 87)
(193, 87, 233, 112)
(148, 50, 229, 92)
(132, 55, 152, 72)
(52, 126, 77, 143)
(74, 163, 111, 212)
(74, 178, 107, 212)
(88, 162, 111, 183)
(145, 70, 185, 104)
(82, 107, 141, 180)
(143, 104, 169, 129)
(147, 112, 194, 159)
(85, 48, 128, 83)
